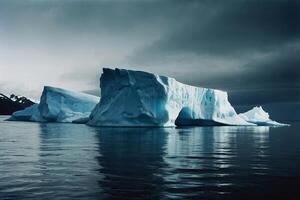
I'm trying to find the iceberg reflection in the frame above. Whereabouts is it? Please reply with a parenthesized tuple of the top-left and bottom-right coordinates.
(93, 127, 170, 199)
(162, 126, 270, 198)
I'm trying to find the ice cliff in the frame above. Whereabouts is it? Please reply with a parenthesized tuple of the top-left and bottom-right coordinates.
(88, 68, 252, 127)
(239, 106, 289, 126)
(9, 86, 100, 123)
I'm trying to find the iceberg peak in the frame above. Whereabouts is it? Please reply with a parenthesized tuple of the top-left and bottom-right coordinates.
(242, 106, 270, 121)
(239, 106, 288, 126)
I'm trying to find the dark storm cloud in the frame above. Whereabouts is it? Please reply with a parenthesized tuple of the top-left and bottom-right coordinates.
(237, 45, 300, 89)
(136, 0, 300, 57)
(185, 44, 300, 90)
(0, 0, 191, 36)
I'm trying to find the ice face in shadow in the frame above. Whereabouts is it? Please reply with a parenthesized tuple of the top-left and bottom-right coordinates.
(88, 68, 252, 127)
(239, 106, 289, 126)
(9, 86, 100, 123)
(8, 104, 40, 121)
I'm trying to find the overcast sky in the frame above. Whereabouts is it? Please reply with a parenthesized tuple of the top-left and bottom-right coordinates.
(0, 0, 299, 120)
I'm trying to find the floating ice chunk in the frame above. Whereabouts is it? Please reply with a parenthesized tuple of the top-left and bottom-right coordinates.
(239, 106, 289, 126)
(9, 86, 100, 123)
(9, 104, 40, 121)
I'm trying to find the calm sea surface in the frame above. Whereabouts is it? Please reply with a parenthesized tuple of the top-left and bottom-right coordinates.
(0, 116, 299, 200)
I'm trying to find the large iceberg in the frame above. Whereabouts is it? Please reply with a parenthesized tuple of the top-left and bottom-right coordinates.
(9, 86, 100, 123)
(239, 106, 289, 126)
(88, 68, 252, 127)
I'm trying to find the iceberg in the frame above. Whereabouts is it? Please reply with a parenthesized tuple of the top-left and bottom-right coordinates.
(8, 103, 40, 121)
(238, 106, 289, 126)
(88, 68, 252, 127)
(9, 86, 100, 123)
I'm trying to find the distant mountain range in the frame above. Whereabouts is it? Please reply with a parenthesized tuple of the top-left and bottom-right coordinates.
(0, 93, 35, 115)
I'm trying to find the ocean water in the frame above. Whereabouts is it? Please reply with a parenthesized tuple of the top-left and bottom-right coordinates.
(0, 116, 299, 200)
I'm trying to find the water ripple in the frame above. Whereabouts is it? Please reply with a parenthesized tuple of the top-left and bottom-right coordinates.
(0, 117, 300, 199)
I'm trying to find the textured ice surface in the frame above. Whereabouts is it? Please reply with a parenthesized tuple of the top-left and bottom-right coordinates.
(9, 86, 100, 123)
(88, 68, 252, 127)
(239, 106, 289, 126)
(9, 104, 40, 121)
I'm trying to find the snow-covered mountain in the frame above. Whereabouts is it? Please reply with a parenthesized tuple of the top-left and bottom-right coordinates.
(88, 68, 252, 127)
(0, 93, 35, 115)
(9, 86, 100, 123)
(239, 106, 289, 126)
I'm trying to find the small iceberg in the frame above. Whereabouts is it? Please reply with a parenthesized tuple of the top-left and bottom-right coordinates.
(9, 86, 100, 123)
(238, 106, 289, 126)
